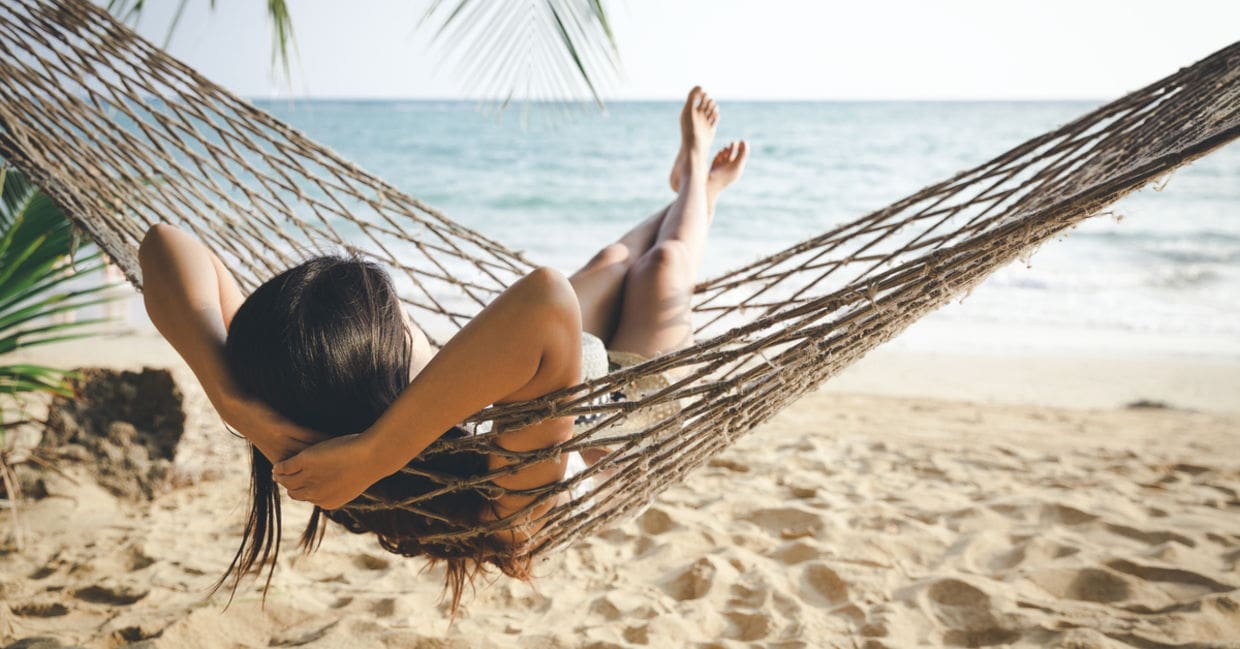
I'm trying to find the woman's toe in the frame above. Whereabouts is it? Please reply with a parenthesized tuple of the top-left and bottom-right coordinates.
(732, 140, 750, 166)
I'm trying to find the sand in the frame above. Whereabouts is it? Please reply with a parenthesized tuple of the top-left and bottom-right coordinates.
(2, 331, 1239, 648)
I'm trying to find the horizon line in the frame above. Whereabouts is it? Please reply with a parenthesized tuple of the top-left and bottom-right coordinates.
(248, 96, 1111, 104)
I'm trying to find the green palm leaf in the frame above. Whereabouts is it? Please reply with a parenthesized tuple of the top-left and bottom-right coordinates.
(0, 165, 118, 403)
(0, 364, 78, 397)
(421, 0, 620, 109)
(106, 1, 620, 110)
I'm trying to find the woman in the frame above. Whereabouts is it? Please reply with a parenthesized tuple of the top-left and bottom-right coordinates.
(140, 87, 748, 609)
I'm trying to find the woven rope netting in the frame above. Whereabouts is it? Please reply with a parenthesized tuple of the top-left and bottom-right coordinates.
(1, 0, 1237, 561)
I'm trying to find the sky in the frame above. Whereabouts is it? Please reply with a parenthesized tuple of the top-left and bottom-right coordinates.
(122, 0, 1240, 101)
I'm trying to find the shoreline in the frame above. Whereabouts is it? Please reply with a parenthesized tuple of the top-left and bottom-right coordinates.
(20, 327, 1240, 415)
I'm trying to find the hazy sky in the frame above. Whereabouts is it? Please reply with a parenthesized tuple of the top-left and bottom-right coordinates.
(125, 0, 1240, 101)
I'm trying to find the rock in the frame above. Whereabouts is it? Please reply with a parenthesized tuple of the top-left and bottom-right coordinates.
(40, 368, 185, 501)
(107, 421, 137, 445)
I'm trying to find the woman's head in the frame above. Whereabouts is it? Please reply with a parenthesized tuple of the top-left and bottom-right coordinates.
(220, 255, 525, 612)
(227, 255, 413, 433)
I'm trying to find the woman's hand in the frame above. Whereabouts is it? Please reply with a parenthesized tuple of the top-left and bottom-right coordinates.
(272, 433, 382, 510)
(218, 393, 328, 464)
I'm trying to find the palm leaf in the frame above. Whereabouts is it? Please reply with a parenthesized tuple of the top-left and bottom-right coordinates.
(0, 166, 118, 401)
(105, 1, 619, 110)
(106, 0, 296, 82)
(0, 320, 111, 354)
(0, 290, 114, 334)
(0, 258, 106, 317)
(421, 0, 621, 109)
(266, 0, 296, 79)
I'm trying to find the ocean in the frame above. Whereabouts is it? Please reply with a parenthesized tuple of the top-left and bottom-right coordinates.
(163, 100, 1240, 359)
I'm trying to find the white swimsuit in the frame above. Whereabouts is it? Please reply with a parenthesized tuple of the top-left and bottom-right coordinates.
(562, 332, 611, 499)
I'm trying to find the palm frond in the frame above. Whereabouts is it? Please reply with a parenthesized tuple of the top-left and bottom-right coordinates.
(0, 289, 114, 335)
(106, 1, 296, 82)
(0, 364, 77, 397)
(105, 0, 147, 25)
(266, 0, 296, 80)
(0, 257, 106, 317)
(103, 1, 619, 110)
(420, 0, 621, 110)
(163, 0, 192, 49)
(0, 320, 111, 355)
(0, 166, 118, 400)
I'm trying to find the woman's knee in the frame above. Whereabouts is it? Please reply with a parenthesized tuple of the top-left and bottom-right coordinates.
(585, 242, 632, 272)
(630, 240, 691, 284)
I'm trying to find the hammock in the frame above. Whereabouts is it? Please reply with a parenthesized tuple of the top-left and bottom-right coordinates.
(1, 0, 1237, 561)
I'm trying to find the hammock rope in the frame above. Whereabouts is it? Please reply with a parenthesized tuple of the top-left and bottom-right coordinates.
(1, 0, 1237, 560)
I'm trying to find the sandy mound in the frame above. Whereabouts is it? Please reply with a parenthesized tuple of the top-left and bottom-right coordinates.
(39, 368, 185, 501)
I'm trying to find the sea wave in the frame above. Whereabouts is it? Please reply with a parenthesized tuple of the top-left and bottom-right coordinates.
(246, 100, 1240, 357)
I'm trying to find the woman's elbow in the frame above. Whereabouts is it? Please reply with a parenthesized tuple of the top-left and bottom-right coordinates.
(137, 224, 177, 270)
(137, 224, 193, 313)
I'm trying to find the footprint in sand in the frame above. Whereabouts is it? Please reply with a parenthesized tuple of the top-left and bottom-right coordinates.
(622, 624, 649, 644)
(1038, 503, 1100, 526)
(126, 546, 155, 571)
(589, 596, 623, 622)
(922, 578, 1020, 646)
(1171, 462, 1211, 476)
(352, 553, 391, 570)
(72, 584, 148, 606)
(769, 540, 821, 565)
(9, 602, 69, 618)
(589, 592, 658, 622)
(1105, 523, 1195, 548)
(724, 610, 774, 641)
(727, 582, 769, 609)
(707, 457, 750, 473)
(26, 566, 56, 580)
(370, 598, 400, 617)
(636, 507, 677, 535)
(663, 557, 722, 601)
(1105, 559, 1234, 600)
(1029, 567, 1131, 603)
(801, 562, 849, 608)
(793, 563, 853, 615)
(739, 506, 824, 540)
(1206, 532, 1239, 547)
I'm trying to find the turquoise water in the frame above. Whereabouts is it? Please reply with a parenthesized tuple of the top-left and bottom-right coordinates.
(251, 100, 1240, 358)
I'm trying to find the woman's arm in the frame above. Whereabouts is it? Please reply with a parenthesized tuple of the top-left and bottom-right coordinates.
(138, 224, 324, 461)
(139, 224, 243, 408)
(273, 267, 583, 510)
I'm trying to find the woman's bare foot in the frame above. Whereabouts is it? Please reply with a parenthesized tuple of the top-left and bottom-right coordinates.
(676, 87, 717, 187)
(670, 87, 717, 190)
(706, 140, 749, 213)
(669, 139, 750, 212)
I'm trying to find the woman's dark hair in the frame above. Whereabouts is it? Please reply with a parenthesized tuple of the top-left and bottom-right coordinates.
(219, 255, 527, 613)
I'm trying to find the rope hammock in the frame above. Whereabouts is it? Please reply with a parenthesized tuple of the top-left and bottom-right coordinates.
(1, 0, 1237, 562)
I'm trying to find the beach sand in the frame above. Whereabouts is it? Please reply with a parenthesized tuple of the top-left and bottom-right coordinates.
(2, 330, 1238, 648)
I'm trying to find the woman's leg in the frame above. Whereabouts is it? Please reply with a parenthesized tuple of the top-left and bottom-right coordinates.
(609, 88, 748, 358)
(571, 88, 749, 347)
(569, 203, 670, 342)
